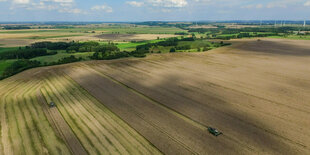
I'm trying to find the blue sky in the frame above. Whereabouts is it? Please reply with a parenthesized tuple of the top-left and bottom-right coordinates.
(0, 0, 310, 21)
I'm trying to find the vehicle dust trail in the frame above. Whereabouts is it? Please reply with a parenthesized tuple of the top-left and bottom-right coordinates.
(37, 90, 88, 155)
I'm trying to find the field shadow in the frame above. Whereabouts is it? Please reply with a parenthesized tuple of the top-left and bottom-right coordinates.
(229, 39, 310, 56)
(8, 47, 307, 154)
(78, 59, 306, 154)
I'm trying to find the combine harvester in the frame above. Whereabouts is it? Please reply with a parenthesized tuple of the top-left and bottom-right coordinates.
(208, 127, 222, 136)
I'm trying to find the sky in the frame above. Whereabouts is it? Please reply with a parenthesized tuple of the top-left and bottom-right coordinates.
(0, 0, 310, 21)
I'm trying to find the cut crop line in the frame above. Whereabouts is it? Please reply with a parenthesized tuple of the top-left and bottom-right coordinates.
(13, 81, 39, 154)
(98, 60, 309, 150)
(23, 84, 48, 155)
(89, 63, 259, 151)
(41, 84, 97, 154)
(51, 73, 123, 155)
(77, 64, 198, 154)
(56, 78, 131, 154)
(62, 72, 161, 154)
(5, 81, 37, 155)
(44, 76, 106, 154)
(37, 87, 88, 155)
(47, 75, 115, 154)
(60, 74, 151, 155)
(87, 64, 258, 152)
(0, 80, 23, 155)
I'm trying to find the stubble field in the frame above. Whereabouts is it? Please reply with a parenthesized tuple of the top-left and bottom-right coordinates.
(0, 38, 309, 154)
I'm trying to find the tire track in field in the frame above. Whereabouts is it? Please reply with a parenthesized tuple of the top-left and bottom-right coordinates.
(27, 83, 71, 155)
(2, 81, 32, 155)
(22, 83, 49, 155)
(85, 64, 254, 154)
(58, 74, 141, 155)
(100, 60, 310, 152)
(7, 82, 30, 155)
(0, 81, 19, 155)
(12, 81, 39, 155)
(45, 75, 114, 154)
(61, 73, 161, 155)
(0, 80, 24, 155)
(69, 65, 219, 155)
(38, 86, 88, 155)
(50, 72, 125, 155)
(43, 76, 106, 154)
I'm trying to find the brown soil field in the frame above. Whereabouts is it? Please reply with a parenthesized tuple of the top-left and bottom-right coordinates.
(0, 33, 176, 47)
(189, 25, 218, 29)
(1, 38, 310, 154)
(0, 39, 34, 47)
(95, 34, 177, 41)
(225, 24, 259, 29)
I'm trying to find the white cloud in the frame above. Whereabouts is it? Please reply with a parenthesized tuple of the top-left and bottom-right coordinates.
(9, 0, 88, 14)
(13, 0, 30, 4)
(126, 1, 144, 7)
(59, 8, 84, 14)
(91, 5, 113, 13)
(304, 1, 310, 6)
(241, 4, 263, 9)
(148, 0, 188, 8)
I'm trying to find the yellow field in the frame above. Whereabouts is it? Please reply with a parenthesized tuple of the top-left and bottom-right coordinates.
(0, 67, 161, 154)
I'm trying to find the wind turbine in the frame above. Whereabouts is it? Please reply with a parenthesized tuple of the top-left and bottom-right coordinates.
(304, 20, 306, 27)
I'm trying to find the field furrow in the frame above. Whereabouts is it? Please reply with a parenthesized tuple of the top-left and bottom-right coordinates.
(38, 88, 88, 155)
(89, 57, 309, 153)
(60, 74, 159, 155)
(43, 78, 108, 154)
(1, 38, 310, 154)
(49, 74, 123, 155)
(68, 65, 251, 154)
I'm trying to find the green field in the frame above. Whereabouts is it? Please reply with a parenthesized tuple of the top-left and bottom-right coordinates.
(31, 50, 94, 63)
(0, 60, 16, 75)
(116, 40, 162, 51)
(0, 47, 19, 53)
(268, 35, 310, 40)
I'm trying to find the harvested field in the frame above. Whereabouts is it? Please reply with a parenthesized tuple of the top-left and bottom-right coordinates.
(95, 34, 177, 41)
(0, 39, 34, 47)
(1, 38, 310, 154)
(225, 24, 259, 29)
(0, 65, 161, 154)
(37, 91, 87, 155)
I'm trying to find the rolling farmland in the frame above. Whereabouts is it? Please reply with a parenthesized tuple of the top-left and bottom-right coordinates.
(1, 38, 310, 154)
